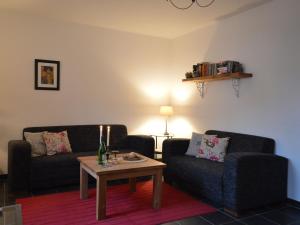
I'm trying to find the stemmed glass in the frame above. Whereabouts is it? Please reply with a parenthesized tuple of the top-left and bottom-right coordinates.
(105, 147, 119, 165)
(111, 150, 120, 164)
(105, 146, 112, 165)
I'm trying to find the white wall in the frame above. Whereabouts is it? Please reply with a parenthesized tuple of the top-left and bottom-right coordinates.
(1, 0, 300, 201)
(0, 11, 171, 174)
(171, 0, 300, 200)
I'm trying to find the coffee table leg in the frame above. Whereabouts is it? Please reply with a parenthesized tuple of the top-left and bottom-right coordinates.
(80, 164, 88, 199)
(153, 169, 163, 209)
(96, 176, 107, 220)
(129, 177, 136, 192)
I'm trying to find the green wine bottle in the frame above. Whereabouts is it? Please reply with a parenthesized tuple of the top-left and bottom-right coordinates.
(98, 141, 107, 165)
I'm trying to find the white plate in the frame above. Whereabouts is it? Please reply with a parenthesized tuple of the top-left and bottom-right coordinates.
(122, 157, 147, 163)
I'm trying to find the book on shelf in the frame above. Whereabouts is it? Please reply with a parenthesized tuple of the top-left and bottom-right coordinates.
(189, 60, 244, 79)
(217, 61, 244, 74)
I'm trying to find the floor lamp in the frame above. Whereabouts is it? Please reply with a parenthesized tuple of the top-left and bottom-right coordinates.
(160, 106, 173, 135)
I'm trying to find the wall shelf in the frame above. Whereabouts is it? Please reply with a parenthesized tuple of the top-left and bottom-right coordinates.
(182, 72, 253, 83)
(182, 72, 253, 98)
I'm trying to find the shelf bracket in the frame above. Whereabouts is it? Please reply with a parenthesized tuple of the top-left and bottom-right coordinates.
(196, 81, 206, 98)
(232, 78, 240, 98)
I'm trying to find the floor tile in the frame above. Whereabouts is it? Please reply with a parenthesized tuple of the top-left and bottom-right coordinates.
(267, 202, 290, 210)
(250, 206, 274, 215)
(240, 215, 277, 225)
(289, 222, 300, 225)
(201, 211, 234, 225)
(288, 201, 300, 209)
(279, 207, 300, 220)
(223, 222, 245, 225)
(177, 216, 211, 225)
(160, 222, 180, 225)
(219, 208, 255, 220)
(261, 210, 295, 225)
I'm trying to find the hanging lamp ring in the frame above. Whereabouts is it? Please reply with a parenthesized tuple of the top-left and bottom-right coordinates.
(167, 0, 215, 10)
(167, 0, 195, 10)
(196, 0, 215, 8)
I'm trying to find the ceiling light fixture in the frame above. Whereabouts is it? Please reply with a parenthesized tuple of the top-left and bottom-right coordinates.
(166, 0, 215, 10)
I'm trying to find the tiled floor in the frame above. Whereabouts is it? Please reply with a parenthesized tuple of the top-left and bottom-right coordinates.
(1, 178, 300, 225)
(161, 199, 300, 225)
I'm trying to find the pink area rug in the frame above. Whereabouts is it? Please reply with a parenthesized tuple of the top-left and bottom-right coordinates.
(17, 181, 215, 225)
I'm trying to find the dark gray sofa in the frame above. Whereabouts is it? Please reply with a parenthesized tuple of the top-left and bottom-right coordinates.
(8, 124, 154, 192)
(162, 130, 288, 214)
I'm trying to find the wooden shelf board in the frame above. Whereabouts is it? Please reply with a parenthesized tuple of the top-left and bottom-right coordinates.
(182, 72, 253, 83)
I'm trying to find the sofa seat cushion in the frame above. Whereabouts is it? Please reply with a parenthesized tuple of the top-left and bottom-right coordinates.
(167, 155, 224, 203)
(31, 151, 96, 189)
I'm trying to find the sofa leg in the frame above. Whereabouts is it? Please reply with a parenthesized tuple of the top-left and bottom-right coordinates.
(224, 208, 240, 217)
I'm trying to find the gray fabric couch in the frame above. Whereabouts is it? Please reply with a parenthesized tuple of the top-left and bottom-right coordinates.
(162, 130, 288, 214)
(8, 124, 154, 192)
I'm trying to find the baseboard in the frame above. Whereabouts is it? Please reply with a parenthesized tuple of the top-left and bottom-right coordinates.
(287, 198, 300, 208)
(0, 174, 8, 180)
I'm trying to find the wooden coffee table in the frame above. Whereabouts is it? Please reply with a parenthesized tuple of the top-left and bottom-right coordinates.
(77, 153, 166, 220)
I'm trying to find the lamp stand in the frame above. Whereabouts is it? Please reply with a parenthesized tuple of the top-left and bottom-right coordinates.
(164, 117, 169, 135)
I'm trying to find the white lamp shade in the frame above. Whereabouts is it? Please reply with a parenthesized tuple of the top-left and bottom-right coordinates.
(160, 106, 173, 116)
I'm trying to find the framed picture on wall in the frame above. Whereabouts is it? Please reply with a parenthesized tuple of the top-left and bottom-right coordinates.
(35, 59, 60, 90)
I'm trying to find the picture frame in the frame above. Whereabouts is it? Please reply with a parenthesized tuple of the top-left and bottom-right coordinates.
(35, 59, 60, 90)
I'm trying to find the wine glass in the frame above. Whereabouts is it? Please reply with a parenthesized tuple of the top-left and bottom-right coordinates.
(106, 146, 112, 165)
(110, 150, 120, 164)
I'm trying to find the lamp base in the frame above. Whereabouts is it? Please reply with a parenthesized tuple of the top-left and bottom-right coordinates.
(164, 131, 170, 136)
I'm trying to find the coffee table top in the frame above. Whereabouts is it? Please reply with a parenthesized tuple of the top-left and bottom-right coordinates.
(78, 153, 166, 176)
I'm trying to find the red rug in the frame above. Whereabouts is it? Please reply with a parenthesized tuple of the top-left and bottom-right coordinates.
(17, 181, 215, 225)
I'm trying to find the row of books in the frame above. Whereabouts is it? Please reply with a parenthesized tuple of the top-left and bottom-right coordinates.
(192, 61, 244, 77)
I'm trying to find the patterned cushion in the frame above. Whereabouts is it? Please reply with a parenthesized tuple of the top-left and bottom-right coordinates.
(24, 132, 47, 157)
(43, 131, 72, 155)
(197, 135, 229, 162)
(185, 132, 216, 157)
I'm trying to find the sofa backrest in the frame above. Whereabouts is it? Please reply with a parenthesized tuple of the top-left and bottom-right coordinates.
(205, 130, 275, 154)
(23, 124, 127, 153)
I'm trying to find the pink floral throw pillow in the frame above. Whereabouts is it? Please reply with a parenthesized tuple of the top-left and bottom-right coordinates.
(197, 135, 230, 162)
(42, 131, 72, 155)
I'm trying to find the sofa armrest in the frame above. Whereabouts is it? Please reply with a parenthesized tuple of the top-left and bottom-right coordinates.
(122, 135, 155, 158)
(162, 138, 190, 164)
(8, 140, 32, 193)
(223, 152, 288, 212)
